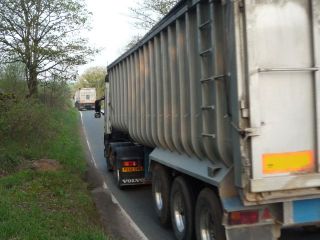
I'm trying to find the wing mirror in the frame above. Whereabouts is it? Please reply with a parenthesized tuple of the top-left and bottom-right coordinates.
(94, 112, 101, 118)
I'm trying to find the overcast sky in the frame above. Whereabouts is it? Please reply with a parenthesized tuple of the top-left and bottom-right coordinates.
(78, 0, 142, 74)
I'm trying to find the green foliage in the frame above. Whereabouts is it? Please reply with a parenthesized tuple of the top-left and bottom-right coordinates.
(44, 108, 87, 172)
(0, 63, 27, 95)
(0, 170, 107, 240)
(0, 102, 86, 172)
(0, 62, 72, 108)
(39, 79, 72, 108)
(0, 106, 107, 239)
(0, 0, 97, 97)
(0, 66, 72, 111)
(0, 63, 79, 166)
(0, 97, 56, 145)
(0, 153, 21, 174)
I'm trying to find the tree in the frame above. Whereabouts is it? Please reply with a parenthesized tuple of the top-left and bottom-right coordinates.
(0, 0, 96, 97)
(129, 0, 179, 31)
(123, 34, 143, 52)
(75, 67, 107, 99)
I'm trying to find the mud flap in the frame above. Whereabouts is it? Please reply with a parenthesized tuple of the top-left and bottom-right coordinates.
(225, 223, 280, 240)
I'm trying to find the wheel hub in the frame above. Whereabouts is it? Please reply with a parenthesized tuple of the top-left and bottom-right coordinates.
(117, 169, 120, 182)
(200, 208, 216, 240)
(173, 192, 186, 233)
(154, 181, 163, 211)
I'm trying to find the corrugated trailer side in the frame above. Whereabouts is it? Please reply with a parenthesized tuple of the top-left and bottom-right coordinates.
(105, 0, 271, 239)
(107, 0, 231, 166)
(105, 2, 239, 239)
(103, 0, 320, 239)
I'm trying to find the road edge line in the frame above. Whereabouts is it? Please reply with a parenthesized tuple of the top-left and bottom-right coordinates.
(80, 112, 97, 168)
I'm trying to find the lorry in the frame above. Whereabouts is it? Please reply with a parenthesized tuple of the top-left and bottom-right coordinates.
(95, 0, 320, 239)
(74, 88, 96, 110)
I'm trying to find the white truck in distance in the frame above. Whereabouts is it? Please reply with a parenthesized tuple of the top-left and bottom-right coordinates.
(74, 88, 96, 110)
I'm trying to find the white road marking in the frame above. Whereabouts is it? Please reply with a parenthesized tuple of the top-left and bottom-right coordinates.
(79, 111, 149, 240)
(111, 190, 149, 240)
(80, 112, 97, 168)
(111, 194, 119, 204)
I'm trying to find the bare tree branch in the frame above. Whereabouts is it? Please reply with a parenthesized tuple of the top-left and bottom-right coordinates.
(128, 0, 179, 31)
(124, 0, 178, 51)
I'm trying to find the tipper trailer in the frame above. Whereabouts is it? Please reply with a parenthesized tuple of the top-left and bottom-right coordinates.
(96, 0, 320, 239)
(74, 88, 96, 110)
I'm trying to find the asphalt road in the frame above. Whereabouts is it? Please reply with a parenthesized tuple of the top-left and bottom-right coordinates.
(80, 110, 320, 240)
(80, 111, 175, 240)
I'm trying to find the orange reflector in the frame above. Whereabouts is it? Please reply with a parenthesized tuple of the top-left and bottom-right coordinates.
(263, 150, 314, 174)
(122, 166, 144, 172)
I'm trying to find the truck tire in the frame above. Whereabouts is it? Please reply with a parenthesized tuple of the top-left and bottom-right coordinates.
(170, 176, 195, 240)
(106, 155, 113, 172)
(113, 158, 124, 190)
(152, 164, 172, 227)
(106, 145, 113, 172)
(114, 167, 123, 190)
(195, 188, 225, 240)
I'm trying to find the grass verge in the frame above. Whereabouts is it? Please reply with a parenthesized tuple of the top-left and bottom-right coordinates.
(0, 106, 107, 240)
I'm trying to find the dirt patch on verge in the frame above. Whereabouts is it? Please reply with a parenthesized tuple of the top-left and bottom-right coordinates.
(31, 159, 62, 172)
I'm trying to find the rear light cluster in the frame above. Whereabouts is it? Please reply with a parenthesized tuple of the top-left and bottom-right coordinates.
(121, 160, 142, 167)
(228, 208, 272, 225)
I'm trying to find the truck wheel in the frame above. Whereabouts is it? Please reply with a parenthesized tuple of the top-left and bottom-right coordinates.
(152, 164, 172, 227)
(170, 176, 195, 240)
(115, 168, 123, 189)
(113, 163, 124, 190)
(106, 155, 113, 172)
(110, 152, 123, 189)
(106, 145, 113, 172)
(195, 188, 225, 240)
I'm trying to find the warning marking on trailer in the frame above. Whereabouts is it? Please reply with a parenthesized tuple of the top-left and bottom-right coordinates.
(263, 150, 314, 174)
(122, 166, 144, 172)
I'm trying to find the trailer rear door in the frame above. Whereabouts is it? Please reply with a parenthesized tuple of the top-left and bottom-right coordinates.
(80, 88, 96, 104)
(244, 0, 320, 192)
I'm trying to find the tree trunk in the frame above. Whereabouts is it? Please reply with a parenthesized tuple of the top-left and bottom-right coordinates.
(27, 67, 38, 98)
